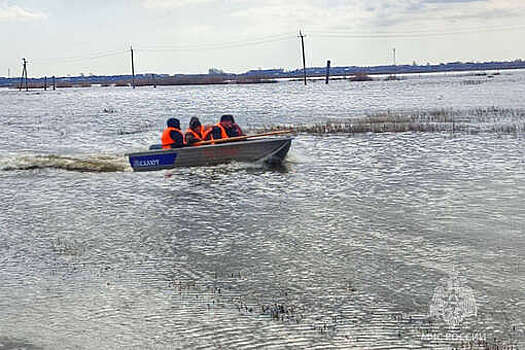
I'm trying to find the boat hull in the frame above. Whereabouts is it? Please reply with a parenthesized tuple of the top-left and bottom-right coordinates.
(128, 137, 292, 171)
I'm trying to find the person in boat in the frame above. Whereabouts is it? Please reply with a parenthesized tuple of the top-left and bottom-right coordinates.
(229, 115, 244, 137)
(204, 114, 244, 141)
(161, 118, 185, 149)
(184, 117, 206, 146)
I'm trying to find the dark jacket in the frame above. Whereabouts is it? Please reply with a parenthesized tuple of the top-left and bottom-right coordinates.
(185, 117, 204, 145)
(209, 123, 243, 139)
(168, 129, 184, 148)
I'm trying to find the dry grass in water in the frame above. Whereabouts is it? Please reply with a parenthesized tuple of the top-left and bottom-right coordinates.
(255, 107, 525, 136)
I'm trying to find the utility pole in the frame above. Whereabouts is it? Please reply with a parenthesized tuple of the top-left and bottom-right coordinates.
(393, 48, 397, 66)
(325, 60, 331, 84)
(130, 45, 136, 89)
(19, 58, 28, 91)
(18, 63, 22, 90)
(7, 68, 10, 78)
(24, 59, 28, 91)
(298, 30, 307, 86)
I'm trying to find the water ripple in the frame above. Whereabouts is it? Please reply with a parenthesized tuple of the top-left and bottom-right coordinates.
(1, 75, 524, 349)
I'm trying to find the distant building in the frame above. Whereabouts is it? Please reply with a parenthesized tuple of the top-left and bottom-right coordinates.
(208, 68, 225, 75)
(244, 68, 285, 77)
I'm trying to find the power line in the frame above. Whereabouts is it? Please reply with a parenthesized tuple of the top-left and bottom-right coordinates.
(309, 24, 525, 39)
(136, 32, 294, 50)
(12, 24, 525, 77)
(310, 24, 525, 36)
(31, 50, 128, 65)
(136, 34, 295, 52)
(18, 24, 525, 66)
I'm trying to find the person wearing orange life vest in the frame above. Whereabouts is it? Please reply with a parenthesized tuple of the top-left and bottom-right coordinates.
(184, 117, 206, 146)
(204, 114, 244, 141)
(161, 118, 185, 149)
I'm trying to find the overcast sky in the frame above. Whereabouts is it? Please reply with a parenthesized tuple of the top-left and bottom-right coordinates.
(1, 0, 525, 77)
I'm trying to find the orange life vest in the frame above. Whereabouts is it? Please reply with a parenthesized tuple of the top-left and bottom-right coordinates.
(213, 123, 228, 139)
(202, 123, 227, 143)
(202, 127, 213, 141)
(161, 127, 184, 149)
(185, 126, 204, 144)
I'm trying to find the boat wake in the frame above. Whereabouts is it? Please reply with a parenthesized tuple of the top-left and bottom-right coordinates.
(0, 153, 131, 173)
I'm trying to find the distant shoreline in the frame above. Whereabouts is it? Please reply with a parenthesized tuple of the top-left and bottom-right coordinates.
(1, 59, 524, 88)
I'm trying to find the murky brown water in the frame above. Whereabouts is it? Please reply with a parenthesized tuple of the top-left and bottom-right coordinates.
(1, 71, 524, 349)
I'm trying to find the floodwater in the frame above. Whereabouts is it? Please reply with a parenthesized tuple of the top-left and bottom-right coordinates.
(1, 71, 524, 349)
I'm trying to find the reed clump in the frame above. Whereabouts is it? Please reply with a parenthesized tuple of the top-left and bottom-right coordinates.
(257, 107, 525, 136)
(116, 76, 277, 87)
(349, 73, 373, 81)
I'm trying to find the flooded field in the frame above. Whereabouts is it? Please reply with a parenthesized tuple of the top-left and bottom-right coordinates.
(1, 71, 524, 349)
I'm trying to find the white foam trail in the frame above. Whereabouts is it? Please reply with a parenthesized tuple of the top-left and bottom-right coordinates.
(0, 153, 131, 173)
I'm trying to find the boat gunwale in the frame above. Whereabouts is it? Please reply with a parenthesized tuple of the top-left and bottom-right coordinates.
(126, 136, 294, 157)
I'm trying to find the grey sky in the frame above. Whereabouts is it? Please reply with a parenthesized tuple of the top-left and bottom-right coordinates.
(1, 0, 524, 77)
